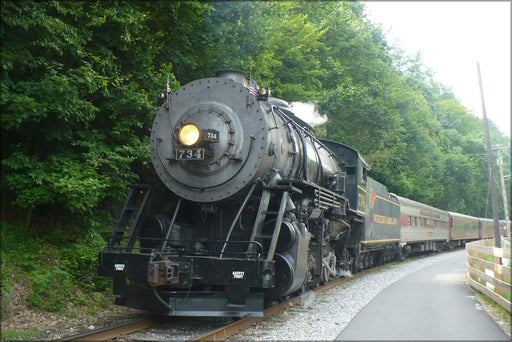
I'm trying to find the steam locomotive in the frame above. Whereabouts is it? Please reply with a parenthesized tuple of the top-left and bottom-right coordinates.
(98, 70, 489, 317)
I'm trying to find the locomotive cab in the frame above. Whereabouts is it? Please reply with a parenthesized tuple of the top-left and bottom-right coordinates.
(319, 139, 369, 215)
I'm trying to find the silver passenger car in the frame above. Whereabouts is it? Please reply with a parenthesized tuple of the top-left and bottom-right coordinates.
(397, 196, 449, 253)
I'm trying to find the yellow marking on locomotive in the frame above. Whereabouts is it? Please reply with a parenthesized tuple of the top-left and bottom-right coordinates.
(358, 193, 366, 209)
(361, 239, 400, 244)
(357, 185, 367, 211)
(374, 214, 398, 225)
(374, 193, 400, 206)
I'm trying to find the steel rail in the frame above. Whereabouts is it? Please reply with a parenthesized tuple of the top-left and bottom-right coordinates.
(59, 253, 441, 341)
(57, 317, 162, 342)
(190, 261, 397, 341)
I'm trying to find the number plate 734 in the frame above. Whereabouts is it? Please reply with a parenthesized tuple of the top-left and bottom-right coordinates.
(176, 148, 205, 160)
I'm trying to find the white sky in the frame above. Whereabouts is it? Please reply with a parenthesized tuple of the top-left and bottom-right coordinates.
(363, 1, 511, 137)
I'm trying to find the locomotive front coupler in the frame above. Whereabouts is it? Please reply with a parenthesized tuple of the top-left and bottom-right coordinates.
(147, 258, 187, 287)
(147, 250, 191, 287)
(145, 249, 275, 303)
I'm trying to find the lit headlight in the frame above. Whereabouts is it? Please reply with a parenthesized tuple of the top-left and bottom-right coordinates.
(178, 124, 200, 146)
(257, 86, 270, 100)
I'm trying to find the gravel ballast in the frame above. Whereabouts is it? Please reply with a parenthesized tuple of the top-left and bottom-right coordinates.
(16, 249, 507, 341)
(230, 249, 493, 340)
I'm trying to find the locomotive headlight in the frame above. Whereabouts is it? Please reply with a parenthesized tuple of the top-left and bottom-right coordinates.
(157, 91, 167, 104)
(178, 124, 200, 146)
(257, 86, 270, 100)
(157, 91, 166, 101)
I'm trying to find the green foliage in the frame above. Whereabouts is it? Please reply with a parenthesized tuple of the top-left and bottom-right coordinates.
(1, 0, 510, 320)
(1, 0, 207, 222)
(3, 0, 508, 225)
(1, 221, 112, 313)
(1, 263, 15, 318)
(28, 266, 73, 311)
(0, 0, 211, 321)
(206, 1, 328, 101)
(1, 328, 39, 341)
(59, 229, 111, 292)
(201, 1, 510, 217)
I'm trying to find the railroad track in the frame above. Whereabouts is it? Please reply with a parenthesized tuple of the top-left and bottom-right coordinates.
(56, 317, 163, 342)
(59, 257, 422, 341)
(191, 262, 394, 341)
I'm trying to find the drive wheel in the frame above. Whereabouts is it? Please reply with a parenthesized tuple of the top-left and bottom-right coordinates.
(322, 244, 337, 284)
(339, 248, 353, 273)
(306, 250, 320, 288)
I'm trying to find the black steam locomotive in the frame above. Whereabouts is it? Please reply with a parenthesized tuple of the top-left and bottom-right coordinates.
(98, 70, 401, 317)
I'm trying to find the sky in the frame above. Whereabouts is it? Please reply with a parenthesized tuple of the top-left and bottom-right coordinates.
(362, 1, 511, 137)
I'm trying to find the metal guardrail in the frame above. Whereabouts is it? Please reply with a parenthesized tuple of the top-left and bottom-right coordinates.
(466, 238, 511, 312)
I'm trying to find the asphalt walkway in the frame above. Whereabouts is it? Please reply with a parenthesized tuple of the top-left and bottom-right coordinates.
(336, 249, 509, 340)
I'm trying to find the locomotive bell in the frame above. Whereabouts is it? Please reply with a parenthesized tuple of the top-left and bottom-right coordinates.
(215, 69, 249, 87)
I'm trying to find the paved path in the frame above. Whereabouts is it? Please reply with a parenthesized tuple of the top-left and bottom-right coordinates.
(336, 249, 509, 340)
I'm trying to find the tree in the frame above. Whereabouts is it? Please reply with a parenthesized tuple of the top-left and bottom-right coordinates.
(2, 0, 508, 229)
(1, 1, 210, 227)
(205, 1, 328, 101)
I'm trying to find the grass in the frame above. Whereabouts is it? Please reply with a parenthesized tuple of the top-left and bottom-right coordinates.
(1, 328, 40, 341)
(1, 219, 116, 340)
(472, 289, 511, 337)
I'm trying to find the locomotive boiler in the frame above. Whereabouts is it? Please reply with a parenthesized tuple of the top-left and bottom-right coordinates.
(98, 70, 400, 317)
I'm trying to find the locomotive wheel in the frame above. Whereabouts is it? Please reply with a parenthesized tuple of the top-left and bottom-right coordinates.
(339, 248, 353, 273)
(322, 244, 337, 284)
(360, 253, 368, 269)
(306, 251, 319, 288)
(306, 252, 315, 284)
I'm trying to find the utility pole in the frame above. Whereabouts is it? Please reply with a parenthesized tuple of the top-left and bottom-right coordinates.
(492, 145, 510, 238)
(477, 61, 501, 247)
